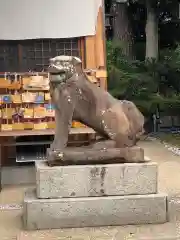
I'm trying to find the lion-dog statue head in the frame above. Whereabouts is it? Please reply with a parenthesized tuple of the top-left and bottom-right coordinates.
(48, 55, 82, 84)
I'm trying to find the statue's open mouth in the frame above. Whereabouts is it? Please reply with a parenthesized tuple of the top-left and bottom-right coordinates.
(48, 64, 67, 83)
(48, 55, 82, 84)
(48, 64, 66, 74)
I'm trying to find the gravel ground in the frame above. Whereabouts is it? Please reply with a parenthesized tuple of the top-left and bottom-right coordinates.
(0, 139, 180, 240)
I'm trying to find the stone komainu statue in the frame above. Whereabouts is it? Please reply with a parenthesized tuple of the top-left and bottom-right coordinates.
(48, 55, 145, 155)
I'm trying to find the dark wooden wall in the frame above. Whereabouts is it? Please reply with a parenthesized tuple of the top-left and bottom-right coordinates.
(0, 38, 80, 72)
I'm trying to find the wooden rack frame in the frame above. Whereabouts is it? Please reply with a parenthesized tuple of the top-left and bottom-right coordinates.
(0, 2, 107, 190)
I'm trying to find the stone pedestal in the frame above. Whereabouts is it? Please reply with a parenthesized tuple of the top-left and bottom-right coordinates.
(36, 161, 157, 198)
(23, 161, 168, 230)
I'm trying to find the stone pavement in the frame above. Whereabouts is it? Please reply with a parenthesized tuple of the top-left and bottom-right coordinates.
(1, 139, 180, 239)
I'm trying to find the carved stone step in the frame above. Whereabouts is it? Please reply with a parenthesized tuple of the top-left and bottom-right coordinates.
(36, 161, 157, 199)
(23, 189, 168, 230)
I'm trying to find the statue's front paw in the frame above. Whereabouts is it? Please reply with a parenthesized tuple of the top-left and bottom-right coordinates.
(49, 140, 63, 152)
(46, 147, 64, 162)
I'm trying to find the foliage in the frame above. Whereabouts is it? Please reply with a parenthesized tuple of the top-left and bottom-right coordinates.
(106, 0, 179, 22)
(105, 0, 180, 116)
(107, 40, 180, 115)
(105, 0, 180, 50)
(131, 0, 178, 16)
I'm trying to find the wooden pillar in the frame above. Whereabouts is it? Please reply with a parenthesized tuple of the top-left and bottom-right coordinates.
(85, 1, 107, 90)
(95, 4, 107, 90)
(85, 36, 97, 69)
(78, 38, 85, 69)
(95, 6, 106, 68)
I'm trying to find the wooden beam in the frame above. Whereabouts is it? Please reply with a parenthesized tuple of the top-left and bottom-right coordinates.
(84, 1, 107, 90)
(85, 36, 96, 69)
(95, 6, 105, 68)
(95, 3, 107, 90)
(102, 0, 107, 69)
(80, 38, 85, 69)
(0, 128, 95, 137)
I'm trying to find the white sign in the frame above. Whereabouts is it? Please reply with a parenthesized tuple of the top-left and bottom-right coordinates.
(0, 0, 102, 40)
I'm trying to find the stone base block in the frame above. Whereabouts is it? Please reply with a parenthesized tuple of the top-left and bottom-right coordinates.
(23, 189, 167, 230)
(36, 161, 157, 198)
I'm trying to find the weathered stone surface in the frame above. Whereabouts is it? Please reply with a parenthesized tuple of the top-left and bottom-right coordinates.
(47, 146, 145, 165)
(23, 189, 167, 230)
(48, 56, 145, 156)
(36, 161, 157, 198)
